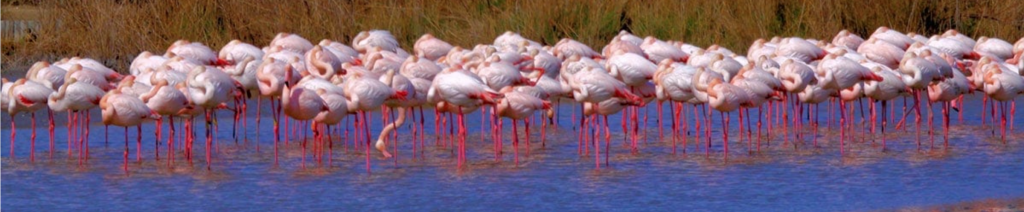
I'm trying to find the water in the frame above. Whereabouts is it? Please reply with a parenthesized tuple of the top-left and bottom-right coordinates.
(3, 94, 1023, 211)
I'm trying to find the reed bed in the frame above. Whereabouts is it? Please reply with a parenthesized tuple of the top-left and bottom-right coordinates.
(2, 0, 1022, 75)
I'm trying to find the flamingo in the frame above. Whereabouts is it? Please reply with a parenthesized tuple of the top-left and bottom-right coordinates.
(862, 65, 909, 149)
(64, 64, 114, 91)
(129, 51, 169, 76)
(927, 67, 970, 146)
(54, 57, 123, 82)
(0, 79, 10, 115)
(478, 56, 535, 91)
(280, 65, 329, 168)
(858, 38, 906, 69)
(566, 66, 642, 166)
(47, 78, 104, 161)
(99, 88, 160, 173)
(606, 51, 657, 86)
(186, 66, 239, 169)
(493, 31, 542, 52)
(311, 85, 349, 165)
(494, 86, 551, 165)
(318, 39, 361, 65)
(640, 36, 689, 63)
(895, 52, 943, 146)
(653, 61, 701, 153)
(305, 45, 343, 79)
(974, 37, 1014, 60)
(870, 27, 914, 49)
(428, 66, 501, 167)
(140, 77, 192, 161)
(219, 40, 265, 65)
(270, 33, 314, 54)
(400, 56, 442, 80)
(352, 30, 400, 54)
(552, 38, 601, 60)
(375, 69, 418, 163)
(345, 71, 407, 170)
(704, 73, 752, 158)
(6, 79, 54, 161)
(26, 61, 66, 153)
(167, 40, 224, 66)
(777, 37, 828, 63)
(981, 66, 1024, 141)
(414, 34, 454, 61)
(832, 30, 865, 50)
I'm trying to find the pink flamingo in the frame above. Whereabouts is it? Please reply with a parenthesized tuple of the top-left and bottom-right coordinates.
(99, 89, 160, 173)
(47, 78, 103, 162)
(496, 87, 551, 165)
(6, 79, 53, 161)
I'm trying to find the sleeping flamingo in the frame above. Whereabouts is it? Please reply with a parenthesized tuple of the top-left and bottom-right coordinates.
(6, 79, 53, 161)
(48, 78, 104, 161)
(100, 88, 160, 173)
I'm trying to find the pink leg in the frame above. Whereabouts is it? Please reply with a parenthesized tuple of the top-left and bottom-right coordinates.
(10, 114, 16, 159)
(123, 126, 129, 175)
(840, 101, 846, 155)
(604, 114, 610, 166)
(48, 109, 54, 159)
(31, 112, 37, 162)
(658, 101, 664, 139)
(525, 117, 531, 156)
(722, 111, 730, 160)
(137, 125, 142, 161)
(512, 119, 519, 166)
(362, 111, 372, 173)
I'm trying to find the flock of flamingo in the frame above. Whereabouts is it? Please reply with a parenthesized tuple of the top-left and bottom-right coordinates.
(3, 27, 1023, 173)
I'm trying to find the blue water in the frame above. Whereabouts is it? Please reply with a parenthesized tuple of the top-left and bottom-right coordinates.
(2, 94, 1023, 211)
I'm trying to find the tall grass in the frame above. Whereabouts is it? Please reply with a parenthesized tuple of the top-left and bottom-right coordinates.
(2, 0, 1022, 75)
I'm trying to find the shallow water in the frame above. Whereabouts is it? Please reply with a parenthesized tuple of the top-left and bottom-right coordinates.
(3, 94, 1023, 211)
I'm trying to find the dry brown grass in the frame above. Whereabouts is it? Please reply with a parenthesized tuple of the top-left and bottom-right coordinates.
(2, 0, 1023, 76)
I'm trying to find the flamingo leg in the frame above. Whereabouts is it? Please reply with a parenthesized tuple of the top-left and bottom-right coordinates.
(169, 117, 176, 165)
(137, 125, 142, 162)
(69, 112, 75, 161)
(1001, 101, 1007, 142)
(362, 111, 372, 173)
(256, 96, 262, 152)
(48, 109, 54, 160)
(602, 114, 609, 166)
(840, 100, 846, 155)
(123, 126, 129, 175)
(658, 101, 664, 139)
(205, 109, 213, 170)
(274, 100, 280, 165)
(943, 102, 950, 148)
(10, 114, 16, 159)
(881, 101, 887, 150)
(156, 118, 161, 161)
(670, 102, 677, 154)
(723, 111, 730, 160)
(31, 112, 36, 162)
(594, 115, 599, 169)
(525, 117, 531, 156)
(512, 119, 519, 166)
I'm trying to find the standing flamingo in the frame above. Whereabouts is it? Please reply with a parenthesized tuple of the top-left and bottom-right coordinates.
(429, 66, 501, 167)
(495, 87, 551, 165)
(186, 66, 239, 170)
(280, 66, 329, 168)
(140, 77, 192, 161)
(6, 79, 54, 161)
(862, 65, 909, 149)
(47, 78, 104, 161)
(100, 89, 160, 173)
(345, 71, 407, 170)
